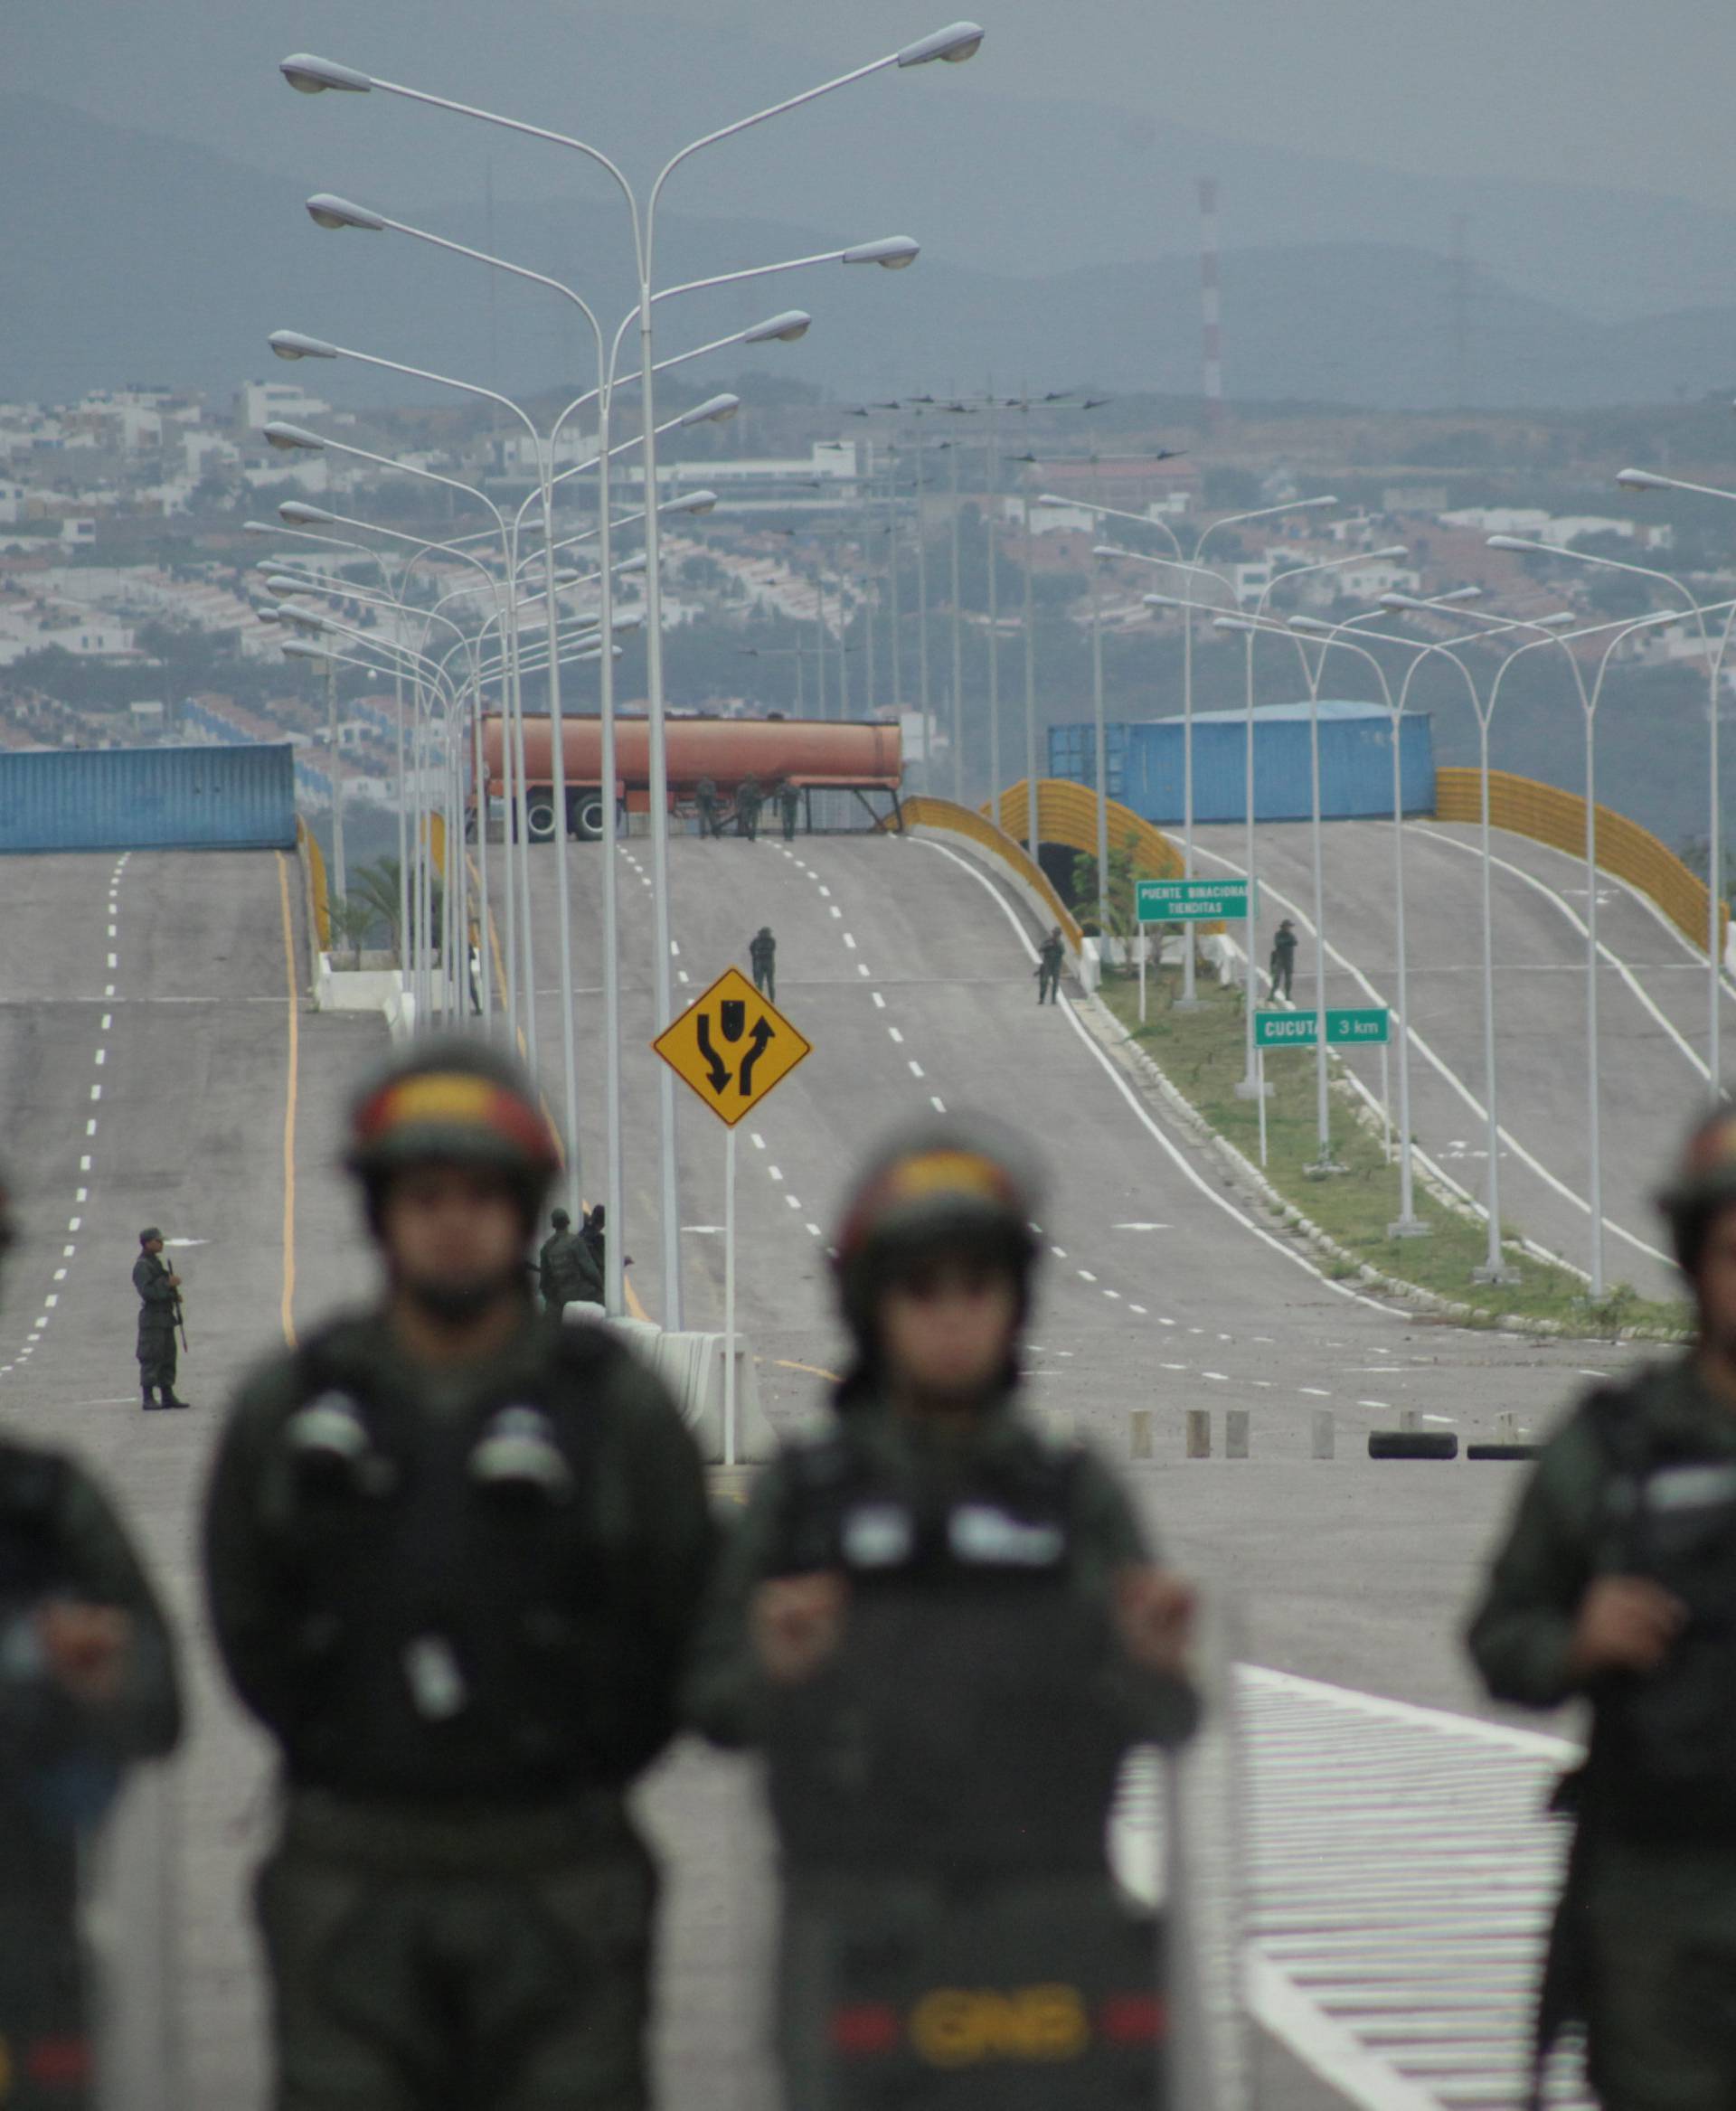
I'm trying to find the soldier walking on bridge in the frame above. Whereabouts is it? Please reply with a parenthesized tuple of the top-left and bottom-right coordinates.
(538, 1207, 602, 1314)
(203, 1040, 712, 2111)
(133, 1229, 188, 1411)
(1035, 926, 1066, 1004)
(750, 926, 777, 1004)
(778, 779, 801, 841)
(685, 1117, 1198, 2106)
(736, 776, 764, 841)
(1468, 1107, 1736, 2110)
(1269, 917, 1297, 1001)
(694, 776, 723, 839)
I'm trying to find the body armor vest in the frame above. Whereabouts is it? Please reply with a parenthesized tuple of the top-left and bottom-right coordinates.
(765, 1428, 1133, 1877)
(259, 1318, 656, 1803)
(1589, 1384, 1736, 1834)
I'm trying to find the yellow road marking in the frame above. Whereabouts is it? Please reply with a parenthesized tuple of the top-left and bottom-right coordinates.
(771, 1356, 840, 1382)
(276, 853, 299, 1347)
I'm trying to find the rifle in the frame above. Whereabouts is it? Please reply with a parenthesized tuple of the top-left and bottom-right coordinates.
(170, 1272, 189, 1355)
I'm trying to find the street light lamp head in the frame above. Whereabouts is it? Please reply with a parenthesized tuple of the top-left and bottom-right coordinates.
(269, 329, 340, 362)
(1540, 612, 1577, 628)
(1288, 614, 1332, 634)
(280, 638, 326, 660)
(895, 22, 986, 65)
(615, 552, 650, 575)
(306, 193, 386, 233)
(1438, 586, 1485, 604)
(742, 309, 812, 344)
(1487, 534, 1556, 554)
(280, 53, 373, 94)
(1369, 545, 1410, 561)
(279, 501, 338, 526)
(1377, 593, 1424, 612)
(255, 606, 282, 624)
(666, 489, 720, 516)
(1091, 543, 1128, 561)
(1213, 616, 1258, 633)
(1141, 593, 1185, 611)
(263, 420, 326, 453)
(843, 237, 920, 269)
(676, 396, 739, 429)
(1616, 466, 1670, 492)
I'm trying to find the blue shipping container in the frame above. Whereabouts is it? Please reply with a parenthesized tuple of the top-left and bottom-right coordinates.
(0, 744, 297, 853)
(1047, 703, 1434, 825)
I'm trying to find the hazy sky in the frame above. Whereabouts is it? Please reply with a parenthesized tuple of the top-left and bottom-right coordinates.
(10, 0, 1736, 212)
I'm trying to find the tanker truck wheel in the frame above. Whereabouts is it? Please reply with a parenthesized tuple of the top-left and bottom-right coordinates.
(525, 794, 560, 843)
(572, 793, 607, 841)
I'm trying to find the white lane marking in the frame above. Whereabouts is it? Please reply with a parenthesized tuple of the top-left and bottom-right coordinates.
(1050, 1245, 1067, 1258)
(52, 1270, 65, 1283)
(79, 1156, 90, 1173)
(889, 1027, 904, 1043)
(1423, 1413, 1457, 1425)
(1077, 1269, 1098, 1283)
(74, 1192, 84, 1205)
(670, 940, 681, 956)
(677, 970, 690, 985)
(68, 1219, 80, 1232)
(1191, 835, 1670, 1273)
(818, 885, 831, 898)
(1158, 1316, 1176, 1327)
(107, 924, 117, 938)
(1103, 1288, 1121, 1300)
(43, 1296, 56, 1310)
(843, 933, 857, 949)
(104, 985, 114, 997)
(1160, 1361, 1189, 1371)
(1203, 1369, 1228, 1381)
(1358, 1399, 1391, 1410)
(61, 1246, 74, 1258)
(807, 1223, 822, 1237)
(1130, 1303, 1148, 1315)
(830, 906, 843, 919)
(858, 965, 871, 976)
(750, 1132, 766, 1150)
(785, 1194, 802, 1210)
(89, 1085, 101, 1102)
(100, 1014, 110, 1030)
(769, 1166, 784, 1183)
(1299, 1386, 1332, 1398)
(872, 992, 886, 1009)
(910, 840, 1391, 1308)
(107, 955, 117, 969)
(94, 1050, 106, 1066)
(930, 1096, 946, 1113)
(909, 1060, 925, 1079)
(1114, 1221, 1173, 1231)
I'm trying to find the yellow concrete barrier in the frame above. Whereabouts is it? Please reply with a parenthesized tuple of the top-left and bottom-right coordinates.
(1435, 767, 1727, 958)
(894, 795, 1085, 951)
(296, 815, 331, 951)
(983, 779, 1224, 938)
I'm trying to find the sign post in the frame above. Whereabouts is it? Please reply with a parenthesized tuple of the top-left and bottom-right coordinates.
(652, 966, 815, 1468)
(1252, 1007, 1392, 1173)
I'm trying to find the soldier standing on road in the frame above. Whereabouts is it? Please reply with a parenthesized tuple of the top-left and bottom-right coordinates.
(0, 1168, 182, 2111)
(537, 1208, 603, 1315)
(1035, 926, 1066, 1005)
(133, 1229, 188, 1411)
(778, 779, 801, 842)
(694, 776, 722, 839)
(686, 1117, 1198, 2106)
(736, 776, 763, 841)
(1468, 1107, 1736, 2111)
(750, 926, 777, 1004)
(203, 1039, 713, 2111)
(1269, 917, 1297, 1001)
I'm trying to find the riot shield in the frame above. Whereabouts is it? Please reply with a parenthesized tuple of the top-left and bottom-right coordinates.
(0, 1758, 180, 2111)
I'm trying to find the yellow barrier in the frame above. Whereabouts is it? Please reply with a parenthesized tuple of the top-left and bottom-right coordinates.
(296, 815, 331, 952)
(894, 796, 1085, 952)
(982, 779, 1224, 937)
(1435, 767, 1727, 958)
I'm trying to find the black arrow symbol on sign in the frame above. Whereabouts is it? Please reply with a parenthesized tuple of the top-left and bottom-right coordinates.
(693, 1012, 731, 1092)
(738, 1017, 776, 1096)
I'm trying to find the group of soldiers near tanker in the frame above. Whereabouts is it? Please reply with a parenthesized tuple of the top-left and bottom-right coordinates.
(693, 776, 803, 842)
(8, 1041, 1736, 2106)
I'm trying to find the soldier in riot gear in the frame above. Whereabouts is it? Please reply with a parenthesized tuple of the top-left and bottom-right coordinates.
(1469, 1106, 1736, 2110)
(203, 1039, 713, 2111)
(0, 1171, 183, 2111)
(687, 1117, 1197, 2109)
(134, 1228, 188, 1410)
(537, 1208, 601, 1315)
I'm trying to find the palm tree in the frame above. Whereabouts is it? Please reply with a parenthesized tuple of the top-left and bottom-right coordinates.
(350, 859, 405, 963)
(327, 895, 376, 970)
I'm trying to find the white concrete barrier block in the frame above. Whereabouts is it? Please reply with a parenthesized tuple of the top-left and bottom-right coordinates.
(595, 1317, 777, 1463)
(1185, 1409, 1212, 1460)
(1224, 1409, 1250, 1459)
(1129, 1407, 1155, 1461)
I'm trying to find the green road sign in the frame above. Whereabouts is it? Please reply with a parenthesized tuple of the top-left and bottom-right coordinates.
(1255, 1006, 1392, 1049)
(1135, 878, 1254, 922)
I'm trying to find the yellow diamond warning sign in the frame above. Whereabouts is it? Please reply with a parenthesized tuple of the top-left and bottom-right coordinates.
(652, 966, 813, 1126)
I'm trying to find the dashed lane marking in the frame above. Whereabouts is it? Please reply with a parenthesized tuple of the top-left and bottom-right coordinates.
(889, 1027, 903, 1043)
(909, 1060, 924, 1078)
(930, 1095, 946, 1113)
(872, 992, 886, 1009)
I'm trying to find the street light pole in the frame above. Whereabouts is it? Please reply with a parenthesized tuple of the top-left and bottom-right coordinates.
(948, 438, 966, 804)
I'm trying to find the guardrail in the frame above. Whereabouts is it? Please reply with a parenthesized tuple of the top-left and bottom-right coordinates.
(983, 778, 1225, 938)
(892, 795, 1085, 952)
(1435, 766, 1728, 958)
(295, 815, 330, 955)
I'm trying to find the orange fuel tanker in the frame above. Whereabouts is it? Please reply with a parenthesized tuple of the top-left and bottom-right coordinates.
(475, 713, 903, 839)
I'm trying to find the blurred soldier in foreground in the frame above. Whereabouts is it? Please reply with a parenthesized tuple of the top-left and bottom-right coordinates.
(537, 1207, 602, 1315)
(688, 1117, 1197, 2107)
(204, 1040, 712, 2111)
(1035, 928, 1066, 1005)
(133, 1228, 188, 1410)
(750, 926, 778, 1004)
(1469, 1107, 1736, 2110)
(0, 1172, 183, 2109)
